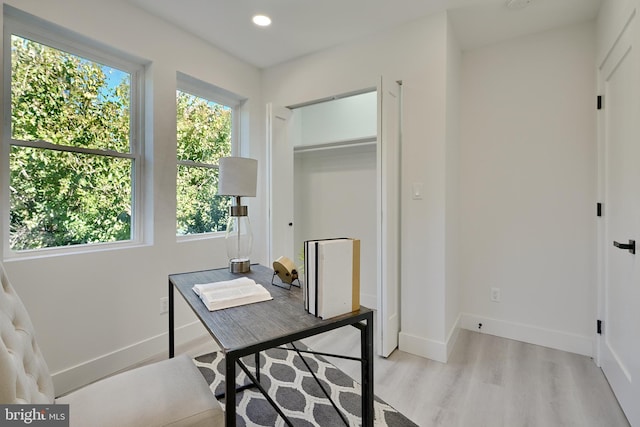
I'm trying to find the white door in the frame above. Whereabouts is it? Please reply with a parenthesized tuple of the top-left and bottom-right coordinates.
(377, 77, 401, 357)
(266, 104, 294, 264)
(599, 8, 640, 426)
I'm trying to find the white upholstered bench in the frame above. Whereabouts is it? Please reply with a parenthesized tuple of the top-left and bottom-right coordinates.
(0, 262, 224, 427)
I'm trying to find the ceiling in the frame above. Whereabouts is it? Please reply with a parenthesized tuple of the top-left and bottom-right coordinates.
(126, 0, 602, 69)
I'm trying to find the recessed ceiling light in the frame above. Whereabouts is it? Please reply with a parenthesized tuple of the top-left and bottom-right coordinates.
(252, 15, 272, 27)
(506, 0, 533, 10)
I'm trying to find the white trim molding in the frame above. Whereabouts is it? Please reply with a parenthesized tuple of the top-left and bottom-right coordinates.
(460, 313, 594, 357)
(399, 316, 462, 363)
(399, 332, 448, 363)
(51, 322, 209, 396)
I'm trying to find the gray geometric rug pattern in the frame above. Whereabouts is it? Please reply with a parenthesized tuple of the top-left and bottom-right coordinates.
(194, 344, 418, 427)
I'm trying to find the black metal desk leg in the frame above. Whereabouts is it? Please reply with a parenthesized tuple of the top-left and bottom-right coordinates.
(361, 313, 374, 427)
(226, 354, 237, 427)
(169, 280, 175, 359)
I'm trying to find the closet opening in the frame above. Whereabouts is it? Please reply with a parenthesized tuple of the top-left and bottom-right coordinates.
(267, 78, 400, 356)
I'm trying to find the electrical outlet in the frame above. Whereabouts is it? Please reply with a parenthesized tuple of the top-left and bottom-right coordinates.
(490, 287, 501, 302)
(160, 297, 169, 314)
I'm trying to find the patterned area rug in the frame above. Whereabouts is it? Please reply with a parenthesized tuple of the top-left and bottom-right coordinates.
(194, 344, 417, 427)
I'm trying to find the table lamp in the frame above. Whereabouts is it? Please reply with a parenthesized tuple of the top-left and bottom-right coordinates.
(218, 157, 258, 273)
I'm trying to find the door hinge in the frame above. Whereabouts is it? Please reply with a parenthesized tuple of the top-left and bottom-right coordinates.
(597, 95, 603, 110)
(597, 202, 603, 217)
(597, 319, 603, 335)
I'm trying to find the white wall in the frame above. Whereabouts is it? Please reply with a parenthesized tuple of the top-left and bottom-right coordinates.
(0, 0, 263, 394)
(294, 91, 377, 147)
(266, 10, 598, 362)
(459, 21, 597, 356)
(264, 12, 458, 362)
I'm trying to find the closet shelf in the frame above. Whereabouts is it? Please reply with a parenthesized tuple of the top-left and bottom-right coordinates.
(293, 136, 376, 154)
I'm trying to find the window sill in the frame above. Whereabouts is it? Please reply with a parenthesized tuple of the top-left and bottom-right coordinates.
(2, 239, 150, 261)
(176, 232, 226, 244)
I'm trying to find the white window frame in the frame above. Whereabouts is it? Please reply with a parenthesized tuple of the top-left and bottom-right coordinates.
(176, 72, 244, 240)
(2, 7, 146, 258)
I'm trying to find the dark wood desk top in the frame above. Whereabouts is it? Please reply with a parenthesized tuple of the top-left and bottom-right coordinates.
(169, 264, 372, 357)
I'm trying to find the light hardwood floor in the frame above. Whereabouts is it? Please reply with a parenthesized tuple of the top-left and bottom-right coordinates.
(181, 327, 629, 426)
(301, 327, 630, 427)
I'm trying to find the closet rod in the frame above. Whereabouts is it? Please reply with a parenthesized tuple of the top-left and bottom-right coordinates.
(293, 136, 376, 154)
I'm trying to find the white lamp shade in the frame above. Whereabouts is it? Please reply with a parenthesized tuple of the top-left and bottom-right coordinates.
(218, 157, 258, 197)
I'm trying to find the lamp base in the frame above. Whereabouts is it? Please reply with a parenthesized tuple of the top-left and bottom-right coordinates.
(229, 259, 251, 273)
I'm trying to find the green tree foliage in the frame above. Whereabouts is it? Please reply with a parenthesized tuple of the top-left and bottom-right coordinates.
(10, 36, 132, 250)
(8, 35, 232, 251)
(176, 91, 231, 235)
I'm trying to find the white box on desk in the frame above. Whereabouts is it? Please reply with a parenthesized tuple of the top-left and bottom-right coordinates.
(304, 238, 360, 319)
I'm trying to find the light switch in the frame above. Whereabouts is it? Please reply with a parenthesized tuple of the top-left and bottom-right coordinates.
(412, 182, 423, 200)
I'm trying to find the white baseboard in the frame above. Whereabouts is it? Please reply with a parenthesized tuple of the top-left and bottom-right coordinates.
(398, 315, 461, 363)
(460, 313, 594, 357)
(445, 315, 462, 360)
(399, 313, 593, 362)
(399, 332, 447, 362)
(52, 321, 208, 396)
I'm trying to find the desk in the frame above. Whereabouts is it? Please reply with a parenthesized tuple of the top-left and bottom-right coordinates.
(168, 264, 374, 427)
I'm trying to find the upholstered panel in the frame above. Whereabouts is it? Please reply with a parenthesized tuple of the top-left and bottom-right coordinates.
(0, 263, 55, 404)
(1, 262, 223, 426)
(57, 354, 224, 427)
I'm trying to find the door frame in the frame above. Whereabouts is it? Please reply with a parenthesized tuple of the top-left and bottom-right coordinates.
(265, 103, 293, 265)
(377, 77, 401, 357)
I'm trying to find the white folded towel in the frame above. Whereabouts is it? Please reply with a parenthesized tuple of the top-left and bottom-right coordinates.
(192, 277, 257, 296)
(192, 277, 272, 311)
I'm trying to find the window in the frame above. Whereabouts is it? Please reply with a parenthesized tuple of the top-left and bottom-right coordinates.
(176, 76, 240, 236)
(3, 12, 143, 252)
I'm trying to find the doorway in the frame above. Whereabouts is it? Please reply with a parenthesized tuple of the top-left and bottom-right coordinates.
(292, 91, 378, 310)
(267, 79, 401, 356)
